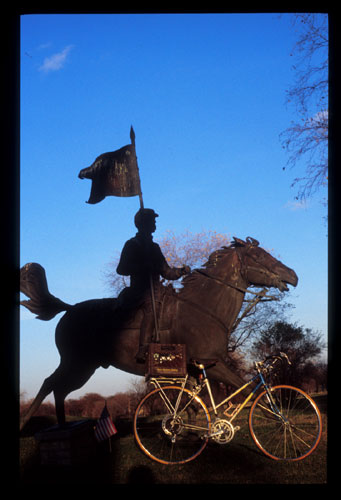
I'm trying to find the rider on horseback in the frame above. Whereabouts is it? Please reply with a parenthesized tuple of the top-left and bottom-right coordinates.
(116, 208, 190, 362)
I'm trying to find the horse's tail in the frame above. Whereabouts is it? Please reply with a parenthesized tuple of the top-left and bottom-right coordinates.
(20, 263, 71, 321)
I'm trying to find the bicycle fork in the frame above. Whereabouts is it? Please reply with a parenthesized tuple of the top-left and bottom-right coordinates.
(258, 376, 289, 424)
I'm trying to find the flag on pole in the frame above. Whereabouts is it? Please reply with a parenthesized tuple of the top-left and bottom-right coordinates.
(94, 403, 117, 442)
(78, 126, 143, 205)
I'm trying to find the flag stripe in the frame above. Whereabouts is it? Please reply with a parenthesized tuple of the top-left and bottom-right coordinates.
(95, 405, 117, 442)
(95, 417, 117, 441)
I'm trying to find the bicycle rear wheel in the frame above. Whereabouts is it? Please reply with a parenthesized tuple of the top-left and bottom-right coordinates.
(249, 385, 322, 461)
(133, 385, 211, 465)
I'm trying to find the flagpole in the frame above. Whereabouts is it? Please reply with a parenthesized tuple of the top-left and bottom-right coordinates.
(130, 126, 144, 210)
(130, 126, 159, 343)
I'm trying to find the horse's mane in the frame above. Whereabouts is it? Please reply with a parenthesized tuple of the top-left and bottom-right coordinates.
(178, 243, 237, 297)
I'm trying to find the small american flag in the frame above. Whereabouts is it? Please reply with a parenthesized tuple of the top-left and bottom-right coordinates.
(94, 403, 117, 442)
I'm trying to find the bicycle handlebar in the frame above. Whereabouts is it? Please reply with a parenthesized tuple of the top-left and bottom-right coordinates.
(265, 352, 291, 365)
(254, 352, 291, 373)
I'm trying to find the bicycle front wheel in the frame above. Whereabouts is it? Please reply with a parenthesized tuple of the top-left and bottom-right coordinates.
(133, 385, 211, 465)
(249, 385, 322, 461)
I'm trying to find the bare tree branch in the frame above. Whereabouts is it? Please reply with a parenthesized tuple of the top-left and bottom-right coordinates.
(281, 13, 328, 201)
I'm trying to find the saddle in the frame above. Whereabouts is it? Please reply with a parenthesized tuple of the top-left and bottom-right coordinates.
(116, 283, 177, 334)
(190, 358, 218, 370)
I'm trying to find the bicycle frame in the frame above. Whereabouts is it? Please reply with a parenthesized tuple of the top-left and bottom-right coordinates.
(203, 370, 266, 421)
(148, 367, 279, 425)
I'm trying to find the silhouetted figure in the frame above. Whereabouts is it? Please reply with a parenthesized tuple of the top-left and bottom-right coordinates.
(116, 208, 190, 362)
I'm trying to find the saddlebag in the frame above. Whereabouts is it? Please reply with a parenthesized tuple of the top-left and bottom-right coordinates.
(147, 343, 187, 377)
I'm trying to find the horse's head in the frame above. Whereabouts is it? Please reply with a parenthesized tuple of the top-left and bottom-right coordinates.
(232, 237, 298, 292)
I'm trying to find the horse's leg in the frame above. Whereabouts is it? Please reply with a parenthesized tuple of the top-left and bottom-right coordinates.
(20, 365, 63, 430)
(52, 360, 97, 427)
(207, 360, 251, 397)
(20, 360, 97, 429)
(209, 380, 226, 405)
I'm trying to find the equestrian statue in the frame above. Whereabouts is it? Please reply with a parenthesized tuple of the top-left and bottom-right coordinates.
(20, 211, 298, 429)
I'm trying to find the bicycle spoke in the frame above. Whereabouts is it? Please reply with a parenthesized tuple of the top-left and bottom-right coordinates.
(134, 386, 210, 465)
(249, 386, 322, 461)
(254, 402, 284, 421)
(289, 426, 316, 450)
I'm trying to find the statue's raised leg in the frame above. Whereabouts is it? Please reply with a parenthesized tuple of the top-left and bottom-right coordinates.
(20, 360, 97, 429)
(20, 368, 58, 430)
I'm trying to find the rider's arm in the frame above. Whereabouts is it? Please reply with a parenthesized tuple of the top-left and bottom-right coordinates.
(154, 244, 190, 280)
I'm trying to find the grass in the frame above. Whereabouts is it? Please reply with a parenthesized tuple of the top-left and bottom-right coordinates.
(19, 395, 327, 485)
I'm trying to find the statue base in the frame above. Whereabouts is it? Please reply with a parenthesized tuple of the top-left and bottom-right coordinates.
(35, 419, 96, 466)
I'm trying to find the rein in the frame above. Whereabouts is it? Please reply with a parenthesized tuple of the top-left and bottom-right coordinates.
(173, 291, 230, 333)
(193, 268, 279, 351)
(195, 268, 278, 300)
(194, 252, 280, 347)
(195, 269, 248, 294)
(173, 245, 280, 343)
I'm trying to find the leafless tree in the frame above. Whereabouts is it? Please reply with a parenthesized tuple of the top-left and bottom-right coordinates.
(105, 229, 231, 294)
(250, 320, 326, 387)
(229, 288, 293, 352)
(280, 13, 328, 201)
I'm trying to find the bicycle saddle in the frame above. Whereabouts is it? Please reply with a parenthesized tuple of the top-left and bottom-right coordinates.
(189, 358, 218, 370)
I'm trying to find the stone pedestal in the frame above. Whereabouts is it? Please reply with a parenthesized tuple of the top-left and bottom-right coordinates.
(35, 420, 96, 466)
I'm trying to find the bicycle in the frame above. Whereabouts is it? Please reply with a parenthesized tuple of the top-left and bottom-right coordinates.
(133, 352, 323, 465)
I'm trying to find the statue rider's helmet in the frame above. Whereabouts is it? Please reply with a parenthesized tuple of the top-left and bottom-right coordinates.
(134, 208, 159, 231)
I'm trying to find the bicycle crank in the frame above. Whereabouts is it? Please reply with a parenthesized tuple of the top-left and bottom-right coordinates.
(210, 419, 240, 444)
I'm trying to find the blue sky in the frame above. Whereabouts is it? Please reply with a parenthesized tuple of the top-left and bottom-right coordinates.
(20, 13, 328, 401)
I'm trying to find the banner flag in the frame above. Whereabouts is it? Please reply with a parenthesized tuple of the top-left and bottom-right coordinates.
(79, 127, 142, 204)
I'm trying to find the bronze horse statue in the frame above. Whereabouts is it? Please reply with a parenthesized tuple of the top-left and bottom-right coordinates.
(20, 237, 298, 428)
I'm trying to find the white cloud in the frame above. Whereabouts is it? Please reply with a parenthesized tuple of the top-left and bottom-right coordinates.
(39, 45, 74, 73)
(284, 199, 309, 211)
(37, 42, 52, 50)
